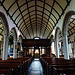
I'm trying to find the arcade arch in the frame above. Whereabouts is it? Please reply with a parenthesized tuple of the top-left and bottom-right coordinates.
(17, 35, 23, 57)
(62, 11, 75, 60)
(0, 12, 9, 60)
(8, 27, 17, 58)
(50, 35, 56, 57)
(55, 27, 63, 58)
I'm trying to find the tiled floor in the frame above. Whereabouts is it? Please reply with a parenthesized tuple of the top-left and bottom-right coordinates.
(28, 58, 44, 75)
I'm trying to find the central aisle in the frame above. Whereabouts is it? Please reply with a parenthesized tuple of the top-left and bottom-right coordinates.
(28, 58, 44, 75)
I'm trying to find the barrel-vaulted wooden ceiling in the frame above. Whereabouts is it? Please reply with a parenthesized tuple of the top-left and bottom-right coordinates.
(0, 0, 74, 39)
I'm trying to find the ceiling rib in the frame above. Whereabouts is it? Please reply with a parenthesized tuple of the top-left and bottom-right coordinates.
(42, 0, 56, 38)
(40, 0, 46, 38)
(11, 4, 58, 32)
(26, 0, 34, 38)
(35, 0, 37, 37)
(47, 0, 71, 38)
(15, 0, 31, 38)
(18, 9, 54, 31)
(22, 17, 52, 33)
(1, 0, 26, 38)
(0, 0, 72, 39)
(23, 20, 50, 32)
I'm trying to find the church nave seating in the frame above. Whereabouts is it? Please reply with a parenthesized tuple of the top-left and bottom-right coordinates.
(41, 57, 75, 75)
(0, 57, 32, 75)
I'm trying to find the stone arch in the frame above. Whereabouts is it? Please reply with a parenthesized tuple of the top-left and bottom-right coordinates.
(0, 12, 9, 36)
(50, 35, 54, 44)
(18, 35, 23, 51)
(17, 35, 23, 57)
(19, 35, 23, 43)
(62, 11, 75, 59)
(10, 27, 18, 58)
(11, 27, 17, 41)
(0, 12, 9, 60)
(50, 35, 55, 57)
(55, 27, 61, 58)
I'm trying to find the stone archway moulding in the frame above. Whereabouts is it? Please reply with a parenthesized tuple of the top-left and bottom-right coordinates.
(19, 35, 23, 43)
(19, 35, 23, 52)
(62, 11, 75, 60)
(55, 27, 61, 58)
(11, 27, 18, 58)
(0, 12, 9, 60)
(11, 27, 17, 41)
(50, 35, 55, 56)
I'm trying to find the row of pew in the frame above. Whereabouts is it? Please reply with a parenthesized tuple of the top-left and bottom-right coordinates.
(0, 57, 33, 75)
(41, 57, 75, 75)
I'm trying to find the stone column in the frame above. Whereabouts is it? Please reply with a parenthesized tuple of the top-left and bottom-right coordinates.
(2, 34, 9, 60)
(1, 42, 3, 57)
(18, 43, 23, 57)
(74, 36, 75, 56)
(13, 40, 17, 58)
(20, 43, 23, 51)
(55, 38, 60, 58)
(55, 30, 60, 58)
(63, 34, 69, 60)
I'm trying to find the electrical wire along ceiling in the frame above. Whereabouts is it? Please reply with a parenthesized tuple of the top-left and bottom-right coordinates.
(0, 0, 73, 39)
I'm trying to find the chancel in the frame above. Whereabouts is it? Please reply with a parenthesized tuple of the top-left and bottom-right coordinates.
(0, 0, 75, 75)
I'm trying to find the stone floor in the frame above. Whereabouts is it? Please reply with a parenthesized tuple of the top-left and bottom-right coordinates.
(27, 58, 44, 75)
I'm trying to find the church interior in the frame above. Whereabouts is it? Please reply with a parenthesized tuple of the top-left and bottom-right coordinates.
(0, 0, 75, 75)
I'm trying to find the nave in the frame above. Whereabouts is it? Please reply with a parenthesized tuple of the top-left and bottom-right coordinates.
(0, 57, 32, 75)
(0, 0, 75, 75)
(27, 58, 44, 75)
(0, 56, 75, 75)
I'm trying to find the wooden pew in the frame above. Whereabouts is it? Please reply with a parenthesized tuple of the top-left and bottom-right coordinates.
(41, 57, 75, 75)
(49, 64, 75, 75)
(0, 57, 32, 75)
(53, 67, 75, 75)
